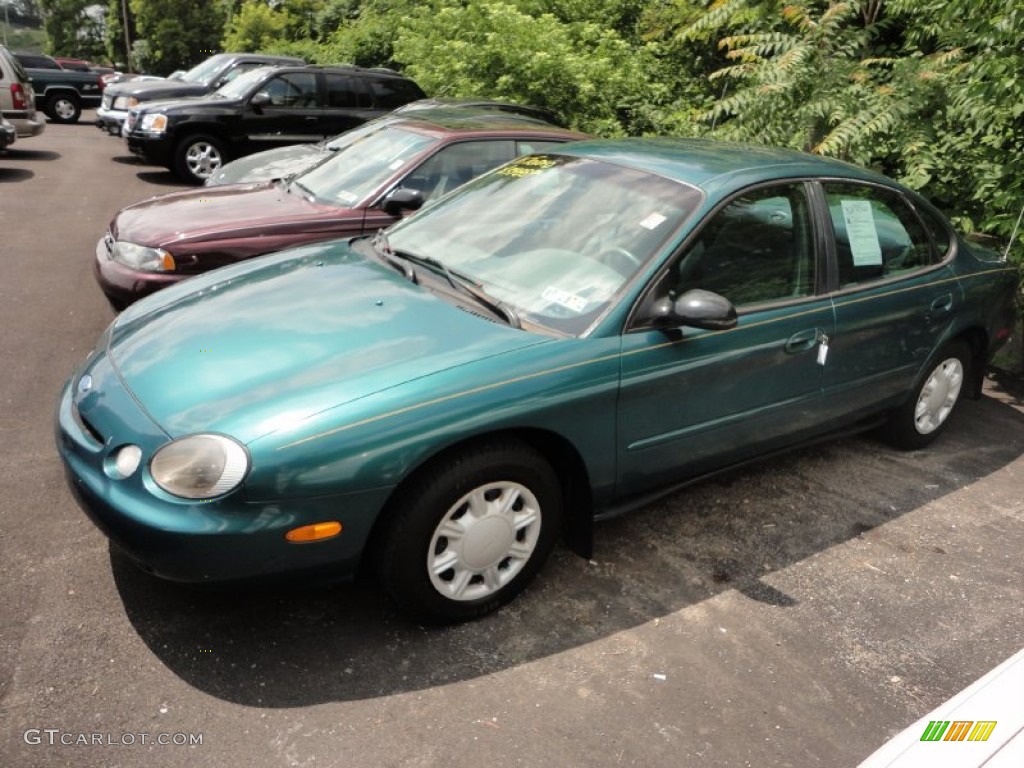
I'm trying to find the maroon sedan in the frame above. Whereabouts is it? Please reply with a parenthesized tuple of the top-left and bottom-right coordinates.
(95, 112, 586, 308)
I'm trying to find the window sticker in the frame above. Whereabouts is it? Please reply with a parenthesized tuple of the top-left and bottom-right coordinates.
(497, 155, 557, 178)
(336, 190, 357, 204)
(639, 213, 667, 230)
(840, 199, 883, 266)
(542, 286, 588, 313)
(388, 159, 405, 170)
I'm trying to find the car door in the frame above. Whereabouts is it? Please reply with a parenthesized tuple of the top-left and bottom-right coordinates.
(817, 180, 962, 419)
(321, 73, 378, 137)
(242, 71, 324, 150)
(616, 181, 835, 496)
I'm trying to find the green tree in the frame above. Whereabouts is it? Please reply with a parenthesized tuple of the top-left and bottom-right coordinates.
(38, 0, 106, 58)
(129, 0, 224, 74)
(222, 0, 289, 51)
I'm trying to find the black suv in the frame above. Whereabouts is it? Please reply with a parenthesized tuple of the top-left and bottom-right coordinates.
(97, 52, 305, 134)
(124, 64, 427, 183)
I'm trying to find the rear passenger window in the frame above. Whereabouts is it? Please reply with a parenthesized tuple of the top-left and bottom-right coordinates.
(824, 183, 935, 288)
(516, 140, 564, 155)
(325, 75, 368, 108)
(366, 78, 425, 109)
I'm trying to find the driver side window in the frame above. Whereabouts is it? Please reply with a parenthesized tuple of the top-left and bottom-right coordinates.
(674, 183, 816, 306)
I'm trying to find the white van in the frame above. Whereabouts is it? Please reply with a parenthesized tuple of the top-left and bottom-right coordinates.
(0, 45, 45, 139)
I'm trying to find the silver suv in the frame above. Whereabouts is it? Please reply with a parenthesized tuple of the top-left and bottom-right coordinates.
(0, 45, 45, 138)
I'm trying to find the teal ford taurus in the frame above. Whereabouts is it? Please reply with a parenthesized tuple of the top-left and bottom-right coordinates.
(56, 139, 1019, 621)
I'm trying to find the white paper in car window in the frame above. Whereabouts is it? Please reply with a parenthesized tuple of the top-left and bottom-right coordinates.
(640, 213, 667, 230)
(840, 199, 883, 266)
(542, 286, 587, 313)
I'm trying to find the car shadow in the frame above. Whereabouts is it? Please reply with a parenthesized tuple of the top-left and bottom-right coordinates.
(4, 148, 60, 161)
(0, 167, 34, 182)
(136, 170, 189, 187)
(110, 154, 141, 165)
(112, 389, 1024, 707)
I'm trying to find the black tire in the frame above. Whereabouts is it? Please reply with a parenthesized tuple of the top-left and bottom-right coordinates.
(173, 133, 227, 184)
(882, 340, 970, 450)
(45, 93, 81, 124)
(376, 439, 562, 623)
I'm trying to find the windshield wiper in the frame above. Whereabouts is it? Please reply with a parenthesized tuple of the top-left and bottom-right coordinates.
(371, 231, 416, 283)
(391, 246, 522, 329)
(369, 234, 520, 328)
(288, 180, 316, 202)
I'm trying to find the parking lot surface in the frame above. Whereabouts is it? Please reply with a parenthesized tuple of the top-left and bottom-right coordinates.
(1, 118, 1022, 767)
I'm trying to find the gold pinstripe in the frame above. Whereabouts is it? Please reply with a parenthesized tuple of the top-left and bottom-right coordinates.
(278, 265, 1017, 451)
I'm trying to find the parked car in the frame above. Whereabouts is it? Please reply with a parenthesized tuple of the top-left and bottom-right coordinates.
(206, 100, 564, 186)
(122, 64, 428, 183)
(0, 113, 15, 150)
(97, 112, 584, 306)
(0, 45, 44, 138)
(62, 138, 1018, 621)
(96, 53, 305, 135)
(13, 51, 104, 123)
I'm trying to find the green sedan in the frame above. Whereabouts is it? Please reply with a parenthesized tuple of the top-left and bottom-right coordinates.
(56, 139, 1019, 622)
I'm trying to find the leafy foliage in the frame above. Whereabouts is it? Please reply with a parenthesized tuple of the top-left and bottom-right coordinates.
(128, 0, 224, 74)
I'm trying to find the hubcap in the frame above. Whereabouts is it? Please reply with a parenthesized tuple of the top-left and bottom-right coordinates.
(427, 481, 541, 602)
(185, 142, 222, 179)
(55, 99, 75, 119)
(914, 356, 963, 434)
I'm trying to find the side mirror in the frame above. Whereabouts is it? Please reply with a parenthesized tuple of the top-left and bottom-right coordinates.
(649, 289, 737, 331)
(382, 187, 425, 215)
(250, 92, 271, 112)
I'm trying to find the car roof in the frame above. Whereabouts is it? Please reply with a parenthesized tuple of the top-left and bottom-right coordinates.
(389, 111, 587, 139)
(555, 137, 892, 192)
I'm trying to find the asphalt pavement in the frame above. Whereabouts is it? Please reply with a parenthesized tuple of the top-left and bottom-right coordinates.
(1, 117, 1022, 768)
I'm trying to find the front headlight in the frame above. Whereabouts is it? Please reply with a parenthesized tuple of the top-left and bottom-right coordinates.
(110, 241, 174, 271)
(113, 96, 139, 110)
(139, 113, 168, 133)
(150, 434, 249, 499)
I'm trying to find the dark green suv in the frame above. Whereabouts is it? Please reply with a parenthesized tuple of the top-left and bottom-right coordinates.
(123, 64, 427, 183)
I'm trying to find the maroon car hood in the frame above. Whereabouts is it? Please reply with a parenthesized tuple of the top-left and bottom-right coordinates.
(112, 182, 361, 248)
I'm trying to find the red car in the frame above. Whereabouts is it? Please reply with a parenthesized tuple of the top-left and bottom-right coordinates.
(95, 111, 585, 308)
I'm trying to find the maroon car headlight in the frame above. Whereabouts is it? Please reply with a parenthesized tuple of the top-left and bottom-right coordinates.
(150, 435, 249, 499)
(111, 241, 175, 272)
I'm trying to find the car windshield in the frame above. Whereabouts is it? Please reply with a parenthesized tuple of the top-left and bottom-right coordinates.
(211, 67, 273, 100)
(294, 126, 439, 206)
(180, 55, 230, 85)
(385, 154, 703, 335)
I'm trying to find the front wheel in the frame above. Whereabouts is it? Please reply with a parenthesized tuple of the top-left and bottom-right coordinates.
(46, 93, 81, 124)
(376, 439, 562, 622)
(882, 340, 970, 450)
(174, 134, 226, 184)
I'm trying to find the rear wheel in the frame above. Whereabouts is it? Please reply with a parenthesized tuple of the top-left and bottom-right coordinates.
(376, 439, 562, 622)
(883, 340, 969, 450)
(46, 93, 81, 124)
(174, 134, 226, 184)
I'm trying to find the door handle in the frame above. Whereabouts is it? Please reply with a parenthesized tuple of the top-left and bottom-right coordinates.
(785, 328, 820, 354)
(927, 294, 953, 318)
(304, 115, 318, 121)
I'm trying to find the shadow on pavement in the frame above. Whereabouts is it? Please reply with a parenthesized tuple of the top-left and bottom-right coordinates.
(112, 390, 1024, 707)
(110, 155, 141, 165)
(5, 148, 60, 162)
(0, 167, 34, 182)
(136, 170, 188, 187)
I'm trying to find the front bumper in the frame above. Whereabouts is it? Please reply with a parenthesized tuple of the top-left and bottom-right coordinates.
(95, 106, 128, 135)
(125, 131, 172, 167)
(55, 357, 391, 584)
(93, 236, 184, 308)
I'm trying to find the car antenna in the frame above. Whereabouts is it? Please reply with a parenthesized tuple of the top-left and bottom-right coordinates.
(1004, 203, 1024, 262)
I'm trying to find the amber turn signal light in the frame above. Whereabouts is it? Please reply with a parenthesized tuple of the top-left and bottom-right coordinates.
(285, 521, 342, 543)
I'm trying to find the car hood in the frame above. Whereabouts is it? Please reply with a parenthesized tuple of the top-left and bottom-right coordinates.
(110, 79, 208, 101)
(208, 144, 328, 186)
(106, 242, 548, 444)
(113, 182, 345, 248)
